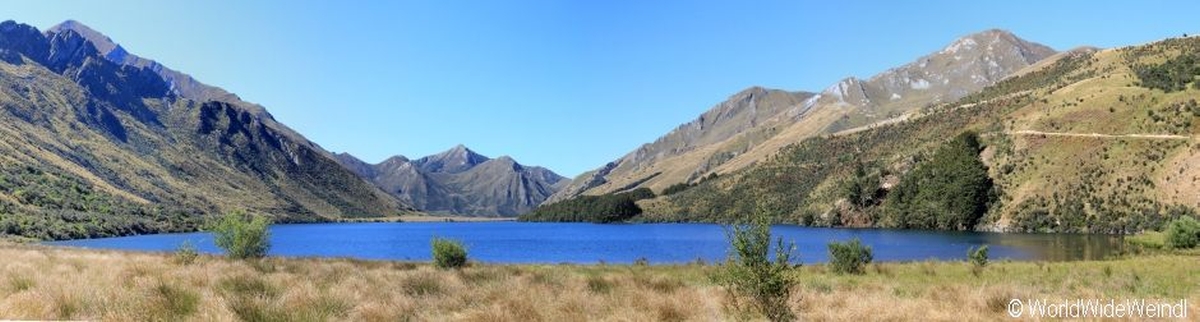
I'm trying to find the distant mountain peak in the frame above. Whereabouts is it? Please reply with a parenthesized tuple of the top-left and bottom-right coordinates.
(549, 28, 1058, 204)
(46, 20, 120, 56)
(413, 144, 490, 174)
(448, 143, 473, 154)
(444, 144, 483, 161)
(336, 146, 568, 216)
(379, 155, 411, 167)
(939, 29, 1053, 62)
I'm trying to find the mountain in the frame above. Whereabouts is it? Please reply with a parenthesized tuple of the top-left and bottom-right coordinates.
(0, 20, 410, 240)
(546, 29, 1057, 204)
(337, 146, 567, 216)
(614, 34, 1200, 234)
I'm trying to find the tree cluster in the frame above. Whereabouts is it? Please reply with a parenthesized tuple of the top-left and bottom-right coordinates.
(882, 132, 995, 230)
(518, 188, 655, 223)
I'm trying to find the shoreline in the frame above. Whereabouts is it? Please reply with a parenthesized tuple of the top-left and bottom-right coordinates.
(338, 214, 518, 223)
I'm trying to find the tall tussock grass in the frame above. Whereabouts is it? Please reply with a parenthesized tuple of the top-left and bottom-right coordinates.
(0, 243, 1196, 321)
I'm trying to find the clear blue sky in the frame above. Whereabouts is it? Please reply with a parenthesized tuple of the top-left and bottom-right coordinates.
(7, 1, 1199, 176)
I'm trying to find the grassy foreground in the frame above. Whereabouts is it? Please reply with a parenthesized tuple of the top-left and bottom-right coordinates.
(0, 244, 1197, 321)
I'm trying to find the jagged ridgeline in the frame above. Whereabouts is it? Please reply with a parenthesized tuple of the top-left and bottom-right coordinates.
(0, 20, 411, 240)
(335, 145, 568, 217)
(652, 36, 1200, 233)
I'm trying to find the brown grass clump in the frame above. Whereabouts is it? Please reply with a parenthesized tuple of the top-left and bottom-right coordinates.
(0, 244, 1197, 321)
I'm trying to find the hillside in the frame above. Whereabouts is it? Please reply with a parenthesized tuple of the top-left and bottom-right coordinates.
(336, 145, 567, 216)
(0, 20, 411, 240)
(548, 29, 1056, 204)
(643, 35, 1200, 233)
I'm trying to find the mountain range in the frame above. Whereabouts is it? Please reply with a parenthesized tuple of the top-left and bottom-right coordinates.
(538, 29, 1200, 234)
(547, 29, 1057, 204)
(0, 20, 419, 239)
(335, 146, 567, 216)
(3, 18, 1197, 239)
(0, 19, 574, 239)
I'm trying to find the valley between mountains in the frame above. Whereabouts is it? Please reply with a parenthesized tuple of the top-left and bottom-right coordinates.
(2, 19, 1200, 240)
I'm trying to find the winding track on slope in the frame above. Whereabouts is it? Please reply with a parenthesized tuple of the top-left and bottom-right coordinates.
(1004, 130, 1192, 140)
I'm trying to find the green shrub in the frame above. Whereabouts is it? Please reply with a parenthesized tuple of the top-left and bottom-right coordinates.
(172, 240, 199, 265)
(968, 245, 989, 267)
(209, 212, 271, 260)
(431, 237, 468, 269)
(828, 238, 872, 275)
(712, 206, 797, 321)
(1165, 216, 1200, 249)
(968, 245, 989, 276)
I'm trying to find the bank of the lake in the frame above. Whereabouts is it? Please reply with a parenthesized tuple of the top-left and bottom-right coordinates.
(0, 243, 1195, 321)
(45, 222, 1125, 263)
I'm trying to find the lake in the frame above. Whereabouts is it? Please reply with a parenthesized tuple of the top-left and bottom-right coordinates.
(45, 222, 1124, 264)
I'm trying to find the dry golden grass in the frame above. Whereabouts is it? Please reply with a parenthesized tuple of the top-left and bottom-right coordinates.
(0, 244, 1196, 321)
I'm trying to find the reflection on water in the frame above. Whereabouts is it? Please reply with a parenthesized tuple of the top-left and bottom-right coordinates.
(975, 233, 1124, 261)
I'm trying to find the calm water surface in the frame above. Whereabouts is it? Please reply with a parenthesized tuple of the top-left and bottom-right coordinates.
(45, 222, 1123, 264)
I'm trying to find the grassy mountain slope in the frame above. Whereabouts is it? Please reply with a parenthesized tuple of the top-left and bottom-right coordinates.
(646, 36, 1200, 233)
(0, 20, 410, 240)
(548, 30, 1056, 204)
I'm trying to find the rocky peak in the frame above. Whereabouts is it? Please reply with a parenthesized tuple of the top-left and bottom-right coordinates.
(46, 20, 120, 56)
(413, 144, 490, 174)
(0, 21, 48, 64)
(832, 29, 1058, 111)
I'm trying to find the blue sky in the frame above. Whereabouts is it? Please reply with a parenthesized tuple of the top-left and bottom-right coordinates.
(7, 1, 1200, 176)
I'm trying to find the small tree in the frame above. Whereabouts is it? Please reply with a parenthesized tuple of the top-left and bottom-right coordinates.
(968, 245, 989, 276)
(173, 240, 199, 265)
(712, 203, 797, 321)
(1165, 216, 1200, 249)
(209, 212, 271, 260)
(431, 237, 468, 269)
(828, 238, 872, 274)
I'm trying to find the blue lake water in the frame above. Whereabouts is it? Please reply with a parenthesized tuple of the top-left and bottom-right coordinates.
(44, 222, 1123, 264)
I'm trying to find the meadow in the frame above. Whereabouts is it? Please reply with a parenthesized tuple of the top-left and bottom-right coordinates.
(0, 242, 1196, 321)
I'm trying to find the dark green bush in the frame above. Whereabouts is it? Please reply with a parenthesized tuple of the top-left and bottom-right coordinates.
(843, 162, 882, 208)
(828, 238, 872, 275)
(1132, 53, 1200, 93)
(661, 182, 694, 196)
(712, 207, 796, 321)
(1165, 216, 1200, 249)
(209, 212, 271, 259)
(431, 237, 468, 269)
